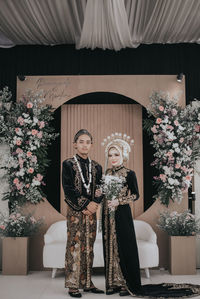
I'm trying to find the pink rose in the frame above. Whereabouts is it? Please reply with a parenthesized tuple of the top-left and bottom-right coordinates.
(15, 128, 20, 133)
(16, 183, 23, 190)
(16, 139, 22, 146)
(194, 124, 200, 132)
(16, 147, 23, 154)
(28, 167, 34, 174)
(179, 137, 184, 143)
(13, 178, 19, 185)
(159, 174, 166, 182)
(167, 125, 174, 130)
(36, 174, 43, 181)
(156, 118, 162, 124)
(37, 131, 43, 139)
(38, 121, 45, 129)
(31, 129, 38, 135)
(0, 225, 5, 230)
(151, 125, 158, 133)
(159, 106, 164, 111)
(26, 184, 30, 188)
(17, 117, 24, 125)
(174, 120, 179, 126)
(166, 151, 173, 157)
(185, 175, 191, 181)
(27, 151, 32, 157)
(18, 157, 24, 168)
(175, 164, 181, 169)
(27, 102, 33, 109)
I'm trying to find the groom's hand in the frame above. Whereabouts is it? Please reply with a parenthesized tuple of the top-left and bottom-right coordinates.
(82, 209, 92, 216)
(87, 201, 99, 214)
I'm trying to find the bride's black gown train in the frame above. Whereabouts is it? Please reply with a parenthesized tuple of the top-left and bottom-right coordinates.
(102, 165, 200, 298)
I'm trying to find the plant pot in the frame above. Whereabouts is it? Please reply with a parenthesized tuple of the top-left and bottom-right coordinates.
(169, 236, 196, 275)
(2, 237, 29, 275)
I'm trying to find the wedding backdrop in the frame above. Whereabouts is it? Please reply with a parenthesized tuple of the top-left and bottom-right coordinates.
(0, 2, 200, 272)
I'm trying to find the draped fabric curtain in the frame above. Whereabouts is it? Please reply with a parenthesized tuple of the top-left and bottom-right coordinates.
(0, 0, 200, 50)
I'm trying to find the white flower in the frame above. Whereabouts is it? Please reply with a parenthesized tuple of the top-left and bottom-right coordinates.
(31, 179, 41, 187)
(168, 178, 175, 185)
(22, 113, 29, 118)
(175, 147, 180, 153)
(33, 117, 38, 124)
(172, 143, 179, 148)
(178, 125, 185, 131)
(16, 168, 25, 177)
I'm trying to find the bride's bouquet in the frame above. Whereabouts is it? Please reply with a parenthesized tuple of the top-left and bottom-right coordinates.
(100, 175, 125, 216)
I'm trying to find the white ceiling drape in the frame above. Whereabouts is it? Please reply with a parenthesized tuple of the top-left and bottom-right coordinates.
(0, 0, 200, 51)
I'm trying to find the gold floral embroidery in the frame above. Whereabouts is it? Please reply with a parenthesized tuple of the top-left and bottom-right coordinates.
(65, 158, 99, 289)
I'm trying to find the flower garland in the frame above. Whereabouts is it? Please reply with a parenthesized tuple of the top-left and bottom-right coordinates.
(144, 92, 200, 206)
(0, 87, 59, 207)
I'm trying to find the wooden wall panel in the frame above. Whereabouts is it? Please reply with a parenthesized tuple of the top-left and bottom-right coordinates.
(61, 104, 143, 218)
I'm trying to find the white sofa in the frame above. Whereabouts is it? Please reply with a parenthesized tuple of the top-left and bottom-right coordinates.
(43, 219, 159, 279)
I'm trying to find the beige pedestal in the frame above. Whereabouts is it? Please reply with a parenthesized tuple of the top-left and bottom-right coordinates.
(169, 236, 196, 275)
(2, 237, 29, 275)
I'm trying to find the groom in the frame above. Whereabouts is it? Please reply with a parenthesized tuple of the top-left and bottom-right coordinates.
(62, 129, 104, 298)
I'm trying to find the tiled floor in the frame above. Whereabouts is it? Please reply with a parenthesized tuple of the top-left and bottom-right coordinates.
(0, 269, 200, 299)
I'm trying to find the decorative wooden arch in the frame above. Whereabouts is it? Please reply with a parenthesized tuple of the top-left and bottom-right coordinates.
(17, 75, 186, 269)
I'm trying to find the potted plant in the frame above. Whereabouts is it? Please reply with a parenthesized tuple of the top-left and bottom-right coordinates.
(0, 208, 43, 275)
(158, 210, 200, 275)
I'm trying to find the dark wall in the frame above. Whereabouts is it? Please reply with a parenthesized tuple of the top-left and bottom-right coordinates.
(0, 44, 199, 211)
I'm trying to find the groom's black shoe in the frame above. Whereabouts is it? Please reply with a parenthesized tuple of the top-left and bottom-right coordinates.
(84, 287, 104, 294)
(68, 290, 82, 298)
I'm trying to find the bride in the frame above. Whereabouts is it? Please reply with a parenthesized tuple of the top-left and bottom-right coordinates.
(100, 133, 200, 298)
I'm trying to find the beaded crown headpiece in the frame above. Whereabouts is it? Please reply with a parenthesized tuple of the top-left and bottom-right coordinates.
(101, 132, 134, 171)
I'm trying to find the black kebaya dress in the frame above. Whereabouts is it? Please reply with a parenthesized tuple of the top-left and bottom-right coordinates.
(102, 165, 200, 298)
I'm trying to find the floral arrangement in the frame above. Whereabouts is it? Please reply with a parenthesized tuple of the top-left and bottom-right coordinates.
(144, 92, 200, 206)
(0, 87, 59, 207)
(158, 210, 200, 236)
(0, 207, 43, 237)
(100, 175, 125, 216)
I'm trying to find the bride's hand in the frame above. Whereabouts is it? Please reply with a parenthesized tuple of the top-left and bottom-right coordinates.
(108, 199, 119, 209)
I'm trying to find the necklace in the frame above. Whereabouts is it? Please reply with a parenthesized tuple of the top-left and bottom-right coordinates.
(73, 155, 92, 194)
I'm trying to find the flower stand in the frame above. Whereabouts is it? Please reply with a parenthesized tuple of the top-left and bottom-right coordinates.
(169, 236, 196, 275)
(2, 237, 29, 275)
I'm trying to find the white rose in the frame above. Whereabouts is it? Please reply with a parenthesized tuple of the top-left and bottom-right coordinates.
(168, 178, 175, 185)
(175, 147, 180, 153)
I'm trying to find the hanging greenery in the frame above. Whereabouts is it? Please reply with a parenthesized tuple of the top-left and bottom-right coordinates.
(0, 87, 59, 207)
(144, 92, 200, 206)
